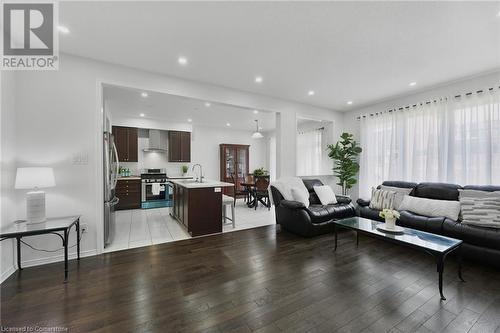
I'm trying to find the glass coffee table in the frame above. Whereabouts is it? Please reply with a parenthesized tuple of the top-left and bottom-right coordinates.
(333, 217, 464, 300)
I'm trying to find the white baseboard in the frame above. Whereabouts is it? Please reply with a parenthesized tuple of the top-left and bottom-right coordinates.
(0, 249, 97, 284)
(1, 265, 16, 284)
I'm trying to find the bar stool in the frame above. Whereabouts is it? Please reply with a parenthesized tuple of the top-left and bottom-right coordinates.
(222, 194, 235, 228)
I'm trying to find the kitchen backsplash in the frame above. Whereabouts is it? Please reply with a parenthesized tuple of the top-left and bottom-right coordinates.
(120, 131, 192, 176)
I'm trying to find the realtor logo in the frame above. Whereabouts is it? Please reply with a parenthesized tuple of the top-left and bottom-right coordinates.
(1, 1, 59, 70)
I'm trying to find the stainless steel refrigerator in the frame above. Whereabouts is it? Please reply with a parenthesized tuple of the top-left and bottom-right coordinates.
(103, 131, 119, 247)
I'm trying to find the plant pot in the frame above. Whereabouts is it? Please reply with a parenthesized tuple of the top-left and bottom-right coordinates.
(385, 217, 396, 229)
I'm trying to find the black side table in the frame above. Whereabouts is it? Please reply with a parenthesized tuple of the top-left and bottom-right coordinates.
(0, 216, 81, 282)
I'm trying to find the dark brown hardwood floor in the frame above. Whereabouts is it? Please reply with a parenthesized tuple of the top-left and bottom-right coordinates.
(2, 225, 500, 333)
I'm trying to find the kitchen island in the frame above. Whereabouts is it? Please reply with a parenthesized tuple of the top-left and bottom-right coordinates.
(169, 179, 234, 237)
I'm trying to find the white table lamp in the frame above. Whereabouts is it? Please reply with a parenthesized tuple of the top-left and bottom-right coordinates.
(15, 167, 55, 223)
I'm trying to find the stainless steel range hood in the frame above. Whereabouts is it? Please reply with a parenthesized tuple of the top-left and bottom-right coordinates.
(143, 129, 168, 153)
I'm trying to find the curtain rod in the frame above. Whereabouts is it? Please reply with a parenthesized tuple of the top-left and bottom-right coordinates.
(297, 126, 324, 134)
(356, 84, 500, 120)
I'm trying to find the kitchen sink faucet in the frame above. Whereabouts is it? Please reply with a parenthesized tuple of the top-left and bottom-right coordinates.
(192, 164, 203, 183)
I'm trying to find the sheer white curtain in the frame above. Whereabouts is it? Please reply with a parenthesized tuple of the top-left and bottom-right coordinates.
(297, 129, 322, 176)
(359, 90, 500, 198)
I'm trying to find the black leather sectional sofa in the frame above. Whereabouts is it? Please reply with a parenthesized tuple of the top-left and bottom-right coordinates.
(358, 181, 500, 268)
(270, 179, 356, 237)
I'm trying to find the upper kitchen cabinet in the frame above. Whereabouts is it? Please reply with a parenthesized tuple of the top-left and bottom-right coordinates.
(112, 126, 138, 162)
(168, 131, 191, 162)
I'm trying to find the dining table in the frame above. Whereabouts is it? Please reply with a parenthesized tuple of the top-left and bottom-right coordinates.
(240, 180, 257, 208)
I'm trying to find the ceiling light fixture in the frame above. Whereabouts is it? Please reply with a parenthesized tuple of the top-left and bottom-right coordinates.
(187, 118, 192, 122)
(347, 101, 353, 105)
(178, 56, 188, 65)
(409, 82, 417, 87)
(252, 120, 264, 139)
(141, 92, 148, 98)
(226, 122, 231, 127)
(205, 102, 211, 107)
(308, 90, 315, 96)
(57, 25, 70, 34)
(253, 110, 259, 114)
(140, 113, 145, 117)
(497, 11, 500, 17)
(255, 76, 263, 83)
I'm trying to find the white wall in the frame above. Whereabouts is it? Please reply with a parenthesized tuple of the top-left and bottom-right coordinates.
(1, 72, 18, 282)
(343, 70, 500, 200)
(3, 53, 342, 282)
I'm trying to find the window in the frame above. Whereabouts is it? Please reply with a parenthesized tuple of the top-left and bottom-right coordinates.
(359, 90, 500, 198)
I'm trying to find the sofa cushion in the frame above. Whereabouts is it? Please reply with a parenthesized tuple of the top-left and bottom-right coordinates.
(443, 218, 500, 251)
(413, 182, 462, 201)
(305, 204, 355, 224)
(463, 185, 500, 192)
(397, 211, 445, 234)
(358, 205, 384, 222)
(399, 195, 461, 221)
(381, 181, 418, 189)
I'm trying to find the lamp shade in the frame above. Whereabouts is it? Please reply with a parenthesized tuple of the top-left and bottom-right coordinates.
(15, 167, 55, 189)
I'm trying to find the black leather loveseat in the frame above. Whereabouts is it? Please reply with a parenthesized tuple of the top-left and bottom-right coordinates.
(271, 179, 356, 237)
(357, 181, 500, 268)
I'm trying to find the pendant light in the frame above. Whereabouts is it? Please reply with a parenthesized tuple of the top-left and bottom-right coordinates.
(251, 119, 264, 139)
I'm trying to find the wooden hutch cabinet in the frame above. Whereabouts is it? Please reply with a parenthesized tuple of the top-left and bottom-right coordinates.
(219, 144, 249, 195)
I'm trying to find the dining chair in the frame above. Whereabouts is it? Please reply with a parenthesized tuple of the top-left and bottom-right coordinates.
(230, 174, 249, 205)
(254, 175, 271, 210)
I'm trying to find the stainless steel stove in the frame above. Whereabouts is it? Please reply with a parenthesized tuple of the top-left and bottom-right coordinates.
(141, 169, 171, 209)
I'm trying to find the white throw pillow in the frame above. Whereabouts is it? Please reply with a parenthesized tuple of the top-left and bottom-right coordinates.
(291, 188, 310, 208)
(369, 188, 396, 210)
(313, 185, 337, 205)
(270, 177, 309, 202)
(398, 195, 461, 221)
(380, 185, 413, 210)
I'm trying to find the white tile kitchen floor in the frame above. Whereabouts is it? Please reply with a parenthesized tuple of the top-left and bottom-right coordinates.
(104, 200, 275, 253)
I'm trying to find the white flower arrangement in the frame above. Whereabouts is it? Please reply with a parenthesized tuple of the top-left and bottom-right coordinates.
(379, 209, 400, 220)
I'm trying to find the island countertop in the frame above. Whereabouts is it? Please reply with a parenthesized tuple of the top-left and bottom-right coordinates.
(169, 179, 234, 189)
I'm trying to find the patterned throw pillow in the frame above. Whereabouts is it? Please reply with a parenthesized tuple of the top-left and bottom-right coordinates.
(369, 187, 396, 210)
(459, 190, 500, 229)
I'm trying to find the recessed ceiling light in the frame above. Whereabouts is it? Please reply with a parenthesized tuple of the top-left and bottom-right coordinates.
(140, 113, 145, 117)
(205, 102, 211, 107)
(178, 56, 188, 65)
(253, 110, 259, 114)
(308, 90, 315, 96)
(187, 118, 192, 122)
(347, 101, 353, 105)
(497, 10, 500, 17)
(409, 82, 417, 87)
(226, 122, 231, 127)
(255, 76, 263, 83)
(141, 92, 148, 98)
(57, 25, 70, 34)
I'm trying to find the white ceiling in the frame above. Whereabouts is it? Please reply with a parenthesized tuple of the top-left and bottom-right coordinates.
(61, 2, 500, 111)
(104, 85, 276, 131)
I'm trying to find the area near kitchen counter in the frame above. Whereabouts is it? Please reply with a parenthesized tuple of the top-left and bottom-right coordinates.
(170, 179, 234, 237)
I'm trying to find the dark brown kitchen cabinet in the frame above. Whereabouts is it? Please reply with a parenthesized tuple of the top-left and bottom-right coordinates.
(168, 131, 191, 162)
(115, 179, 141, 210)
(220, 144, 249, 195)
(112, 126, 138, 162)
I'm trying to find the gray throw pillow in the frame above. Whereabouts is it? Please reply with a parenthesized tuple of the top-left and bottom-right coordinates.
(369, 187, 396, 210)
(459, 190, 500, 229)
(380, 185, 413, 210)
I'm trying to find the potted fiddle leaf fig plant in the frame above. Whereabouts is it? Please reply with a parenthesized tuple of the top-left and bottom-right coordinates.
(327, 132, 362, 196)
